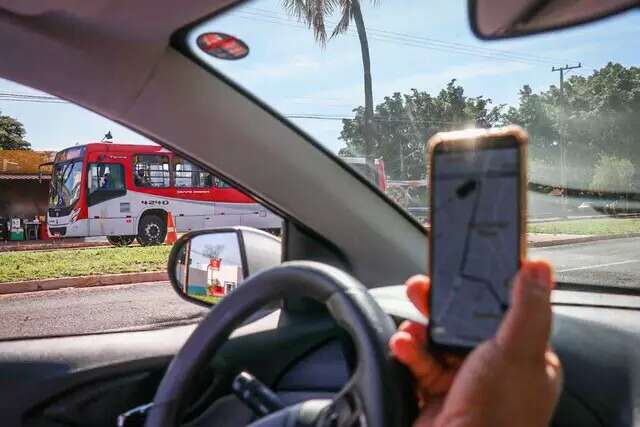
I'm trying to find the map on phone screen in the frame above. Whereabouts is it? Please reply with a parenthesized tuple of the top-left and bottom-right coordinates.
(431, 146, 520, 348)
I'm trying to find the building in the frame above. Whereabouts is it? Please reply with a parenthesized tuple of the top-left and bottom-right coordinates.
(0, 150, 54, 219)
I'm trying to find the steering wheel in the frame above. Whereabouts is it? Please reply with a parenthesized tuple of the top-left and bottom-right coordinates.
(146, 261, 417, 427)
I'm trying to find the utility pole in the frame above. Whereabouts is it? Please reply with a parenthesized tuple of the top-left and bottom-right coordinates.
(399, 143, 405, 180)
(552, 63, 581, 216)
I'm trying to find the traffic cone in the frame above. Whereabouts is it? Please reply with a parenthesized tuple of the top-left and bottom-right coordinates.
(165, 212, 178, 245)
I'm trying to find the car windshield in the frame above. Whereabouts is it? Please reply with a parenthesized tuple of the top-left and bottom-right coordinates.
(49, 160, 83, 209)
(186, 0, 640, 289)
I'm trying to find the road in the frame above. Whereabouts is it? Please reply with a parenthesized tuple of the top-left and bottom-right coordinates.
(531, 237, 640, 288)
(2, 237, 640, 340)
(0, 282, 207, 340)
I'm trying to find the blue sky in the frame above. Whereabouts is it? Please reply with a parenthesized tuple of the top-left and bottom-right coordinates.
(1, 0, 638, 153)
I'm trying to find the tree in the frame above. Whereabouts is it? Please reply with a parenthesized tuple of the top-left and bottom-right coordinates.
(0, 110, 30, 150)
(282, 0, 376, 159)
(507, 63, 640, 188)
(501, 85, 558, 163)
(590, 154, 635, 194)
(339, 80, 503, 180)
(202, 244, 224, 259)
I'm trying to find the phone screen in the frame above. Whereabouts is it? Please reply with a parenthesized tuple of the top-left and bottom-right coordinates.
(430, 143, 521, 349)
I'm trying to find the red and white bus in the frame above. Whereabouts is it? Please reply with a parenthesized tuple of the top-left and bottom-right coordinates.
(44, 143, 281, 246)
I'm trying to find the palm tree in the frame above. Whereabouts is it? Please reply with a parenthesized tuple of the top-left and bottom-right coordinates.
(283, 0, 375, 159)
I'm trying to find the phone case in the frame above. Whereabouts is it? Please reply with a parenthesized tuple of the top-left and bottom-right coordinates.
(427, 125, 528, 352)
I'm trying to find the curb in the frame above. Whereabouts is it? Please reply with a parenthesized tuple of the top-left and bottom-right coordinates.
(528, 213, 640, 224)
(0, 241, 111, 253)
(0, 271, 168, 295)
(529, 232, 640, 248)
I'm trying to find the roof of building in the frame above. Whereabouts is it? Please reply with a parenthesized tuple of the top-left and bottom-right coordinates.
(0, 150, 56, 174)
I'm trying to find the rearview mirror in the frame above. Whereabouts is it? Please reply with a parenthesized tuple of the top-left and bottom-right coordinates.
(469, 0, 637, 39)
(168, 227, 281, 306)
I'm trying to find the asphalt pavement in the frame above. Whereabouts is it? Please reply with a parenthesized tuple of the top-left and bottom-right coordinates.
(531, 236, 640, 288)
(2, 237, 640, 340)
(0, 281, 207, 340)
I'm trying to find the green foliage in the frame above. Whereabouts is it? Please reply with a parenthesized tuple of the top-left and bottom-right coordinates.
(509, 63, 640, 188)
(339, 63, 640, 188)
(339, 80, 503, 179)
(0, 110, 30, 150)
(590, 154, 635, 193)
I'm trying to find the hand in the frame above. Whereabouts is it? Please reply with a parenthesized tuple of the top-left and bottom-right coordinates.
(389, 260, 563, 427)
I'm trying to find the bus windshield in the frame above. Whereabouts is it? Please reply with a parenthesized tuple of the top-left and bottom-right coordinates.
(49, 161, 83, 209)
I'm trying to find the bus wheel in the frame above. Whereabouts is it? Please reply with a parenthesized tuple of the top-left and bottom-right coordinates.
(137, 214, 166, 246)
(107, 235, 135, 247)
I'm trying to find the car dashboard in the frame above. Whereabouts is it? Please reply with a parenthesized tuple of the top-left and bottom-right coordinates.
(0, 287, 639, 426)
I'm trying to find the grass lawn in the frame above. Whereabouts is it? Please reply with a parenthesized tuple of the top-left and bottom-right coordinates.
(0, 245, 171, 283)
(528, 217, 640, 236)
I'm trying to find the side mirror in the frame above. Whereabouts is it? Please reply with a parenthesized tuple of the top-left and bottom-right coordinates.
(469, 0, 637, 39)
(168, 227, 281, 306)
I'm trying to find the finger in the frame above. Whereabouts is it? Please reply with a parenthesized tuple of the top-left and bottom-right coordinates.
(390, 331, 456, 395)
(496, 260, 554, 360)
(406, 275, 430, 316)
(545, 350, 563, 381)
(443, 354, 464, 370)
(399, 320, 427, 344)
(398, 321, 463, 369)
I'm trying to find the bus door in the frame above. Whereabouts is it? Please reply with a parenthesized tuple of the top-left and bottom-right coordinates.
(87, 163, 134, 236)
(173, 157, 214, 232)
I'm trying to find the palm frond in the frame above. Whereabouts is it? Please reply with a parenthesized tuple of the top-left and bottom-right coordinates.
(281, 0, 308, 21)
(330, 0, 352, 39)
(282, 0, 340, 46)
(310, 0, 338, 45)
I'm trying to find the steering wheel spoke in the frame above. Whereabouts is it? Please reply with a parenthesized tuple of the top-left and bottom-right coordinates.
(323, 382, 366, 426)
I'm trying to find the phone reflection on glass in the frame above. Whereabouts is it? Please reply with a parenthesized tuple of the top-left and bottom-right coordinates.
(428, 126, 527, 352)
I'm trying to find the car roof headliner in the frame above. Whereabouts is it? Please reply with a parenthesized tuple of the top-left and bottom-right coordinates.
(0, 0, 239, 115)
(0, 0, 427, 286)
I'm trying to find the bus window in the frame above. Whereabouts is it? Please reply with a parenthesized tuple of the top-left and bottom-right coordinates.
(133, 154, 170, 188)
(214, 177, 233, 189)
(87, 163, 126, 206)
(174, 157, 212, 188)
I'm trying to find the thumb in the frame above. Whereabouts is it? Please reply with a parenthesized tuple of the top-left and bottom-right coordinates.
(496, 260, 554, 361)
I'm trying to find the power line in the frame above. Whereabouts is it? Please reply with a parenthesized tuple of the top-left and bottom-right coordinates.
(0, 92, 487, 124)
(233, 7, 582, 66)
(0, 97, 68, 104)
(286, 113, 484, 125)
(246, 5, 576, 65)
(0, 92, 68, 104)
(233, 10, 550, 65)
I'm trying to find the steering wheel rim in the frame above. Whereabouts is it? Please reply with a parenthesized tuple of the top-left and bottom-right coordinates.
(146, 261, 417, 427)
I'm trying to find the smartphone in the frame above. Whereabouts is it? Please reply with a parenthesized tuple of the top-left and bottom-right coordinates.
(428, 126, 527, 352)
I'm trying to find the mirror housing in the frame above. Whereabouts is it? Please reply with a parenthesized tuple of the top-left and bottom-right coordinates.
(168, 227, 281, 306)
(469, 0, 637, 40)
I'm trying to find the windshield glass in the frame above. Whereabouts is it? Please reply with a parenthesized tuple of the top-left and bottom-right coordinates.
(187, 1, 640, 289)
(49, 160, 83, 209)
(0, 80, 282, 340)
